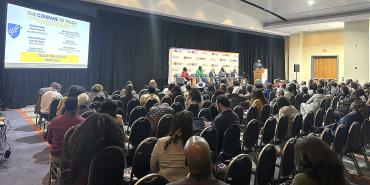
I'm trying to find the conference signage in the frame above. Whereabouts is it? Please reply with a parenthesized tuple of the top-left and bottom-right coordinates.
(4, 3, 90, 68)
(168, 48, 239, 83)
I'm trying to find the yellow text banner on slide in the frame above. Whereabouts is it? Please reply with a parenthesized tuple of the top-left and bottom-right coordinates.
(20, 52, 79, 64)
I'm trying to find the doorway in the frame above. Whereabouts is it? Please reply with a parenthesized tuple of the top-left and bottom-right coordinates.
(311, 56, 338, 80)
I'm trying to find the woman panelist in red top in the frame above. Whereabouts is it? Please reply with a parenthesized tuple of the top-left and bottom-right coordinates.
(181, 67, 193, 82)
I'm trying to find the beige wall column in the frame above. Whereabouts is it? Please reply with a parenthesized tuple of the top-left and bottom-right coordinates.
(344, 20, 370, 83)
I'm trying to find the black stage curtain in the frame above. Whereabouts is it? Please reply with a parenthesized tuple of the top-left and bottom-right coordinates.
(0, 9, 285, 108)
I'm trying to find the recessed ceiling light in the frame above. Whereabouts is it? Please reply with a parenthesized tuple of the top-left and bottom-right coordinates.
(308, 0, 315, 5)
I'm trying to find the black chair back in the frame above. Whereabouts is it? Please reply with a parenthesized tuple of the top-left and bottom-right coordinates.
(170, 102, 184, 114)
(225, 154, 252, 185)
(157, 92, 165, 101)
(319, 98, 326, 110)
(129, 117, 151, 148)
(156, 114, 174, 138)
(160, 96, 172, 106)
(280, 138, 296, 177)
(268, 91, 276, 103)
(233, 105, 244, 124)
(88, 146, 125, 185)
(342, 122, 360, 154)
(332, 124, 347, 155)
(246, 106, 258, 124)
(112, 90, 121, 95)
(256, 144, 277, 185)
(138, 89, 148, 99)
(324, 108, 334, 126)
(135, 174, 169, 185)
(129, 106, 147, 128)
(260, 104, 271, 125)
(358, 120, 370, 147)
(131, 137, 158, 181)
(240, 102, 250, 111)
(208, 103, 219, 120)
(111, 94, 121, 101)
(202, 94, 210, 101)
(198, 108, 212, 121)
(200, 126, 219, 160)
(272, 102, 279, 115)
(289, 96, 296, 108)
(220, 124, 241, 160)
(63, 125, 78, 160)
(261, 117, 276, 145)
(302, 94, 310, 103)
(81, 110, 95, 119)
(291, 114, 303, 138)
(145, 99, 158, 112)
(331, 96, 339, 110)
(325, 98, 332, 111)
(127, 98, 140, 120)
(187, 102, 200, 117)
(243, 119, 259, 149)
(230, 98, 239, 109)
(49, 98, 61, 121)
(295, 94, 302, 108)
(202, 100, 212, 108)
(276, 115, 288, 142)
(321, 128, 334, 146)
(174, 95, 185, 106)
(314, 108, 325, 128)
(302, 112, 314, 135)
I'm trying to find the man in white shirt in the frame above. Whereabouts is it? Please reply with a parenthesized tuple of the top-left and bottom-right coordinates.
(40, 89, 62, 115)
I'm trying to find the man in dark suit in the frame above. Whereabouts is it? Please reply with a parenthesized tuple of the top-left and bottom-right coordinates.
(168, 136, 228, 185)
(212, 95, 239, 151)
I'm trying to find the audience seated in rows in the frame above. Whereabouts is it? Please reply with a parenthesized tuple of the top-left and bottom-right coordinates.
(36, 77, 370, 185)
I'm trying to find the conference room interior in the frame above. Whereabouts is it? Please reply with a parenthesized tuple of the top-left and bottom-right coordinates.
(2, 0, 370, 185)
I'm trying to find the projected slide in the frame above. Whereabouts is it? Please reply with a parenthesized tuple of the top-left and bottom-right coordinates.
(4, 3, 90, 68)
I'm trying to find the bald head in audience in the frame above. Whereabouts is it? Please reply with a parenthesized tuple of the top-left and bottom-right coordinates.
(168, 136, 228, 185)
(184, 136, 213, 177)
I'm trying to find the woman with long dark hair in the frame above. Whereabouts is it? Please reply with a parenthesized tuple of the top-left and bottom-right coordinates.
(69, 113, 125, 185)
(150, 111, 194, 182)
(249, 89, 267, 112)
(293, 136, 349, 185)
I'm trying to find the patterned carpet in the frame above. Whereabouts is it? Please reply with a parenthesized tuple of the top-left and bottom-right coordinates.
(1, 106, 370, 184)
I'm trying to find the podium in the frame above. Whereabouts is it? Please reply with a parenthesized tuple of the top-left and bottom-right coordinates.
(253, 68, 268, 82)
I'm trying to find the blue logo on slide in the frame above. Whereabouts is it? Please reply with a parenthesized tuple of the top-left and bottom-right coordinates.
(8, 23, 22, 38)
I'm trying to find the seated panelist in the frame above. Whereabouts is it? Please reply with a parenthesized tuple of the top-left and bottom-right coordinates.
(195, 66, 208, 84)
(181, 67, 193, 81)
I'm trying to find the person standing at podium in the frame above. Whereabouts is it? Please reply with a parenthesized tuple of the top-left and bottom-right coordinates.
(253, 59, 263, 70)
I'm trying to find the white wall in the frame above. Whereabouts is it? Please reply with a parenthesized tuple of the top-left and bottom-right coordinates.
(344, 20, 370, 83)
(89, 0, 264, 32)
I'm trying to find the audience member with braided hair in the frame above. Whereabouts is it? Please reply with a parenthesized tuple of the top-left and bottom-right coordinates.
(150, 111, 194, 182)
